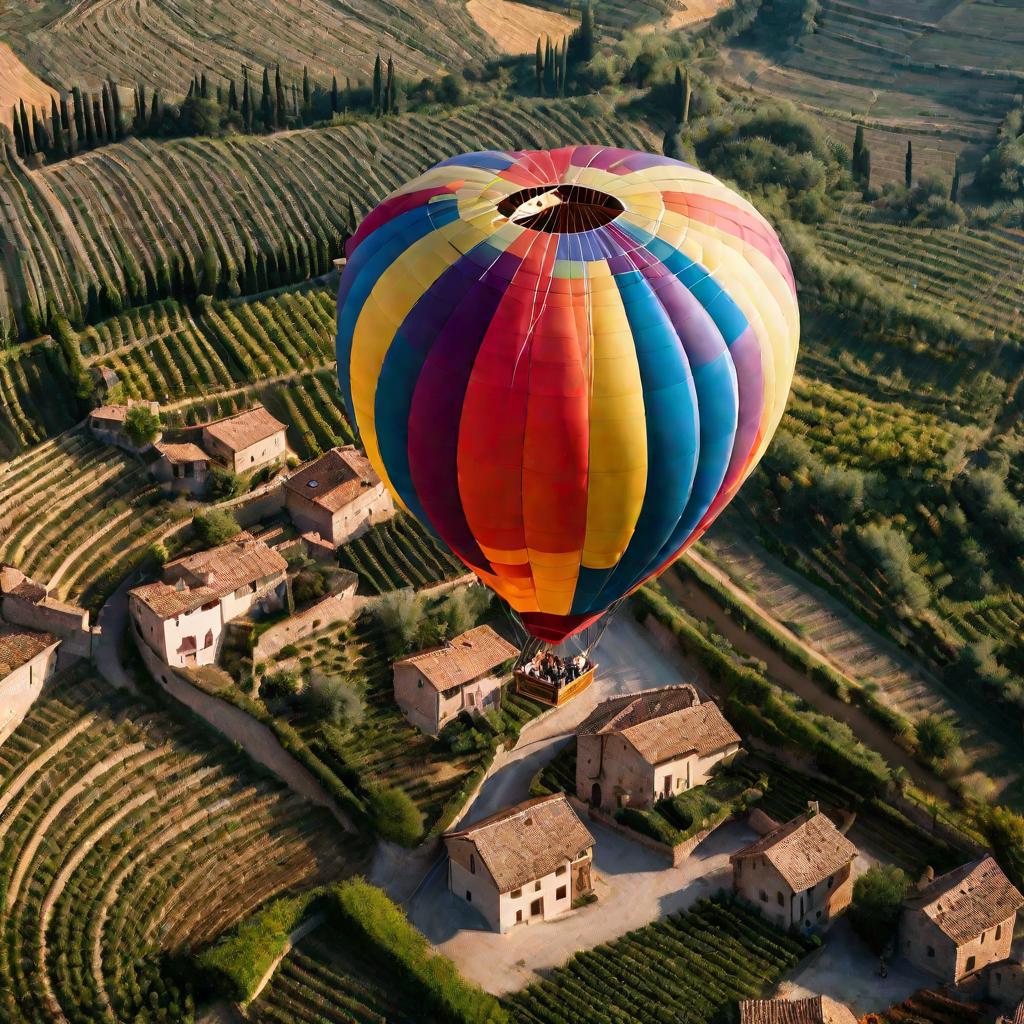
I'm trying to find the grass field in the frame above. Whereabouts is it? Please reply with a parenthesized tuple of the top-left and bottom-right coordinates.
(0, 96, 656, 341)
(467, 0, 576, 54)
(0, 670, 358, 1024)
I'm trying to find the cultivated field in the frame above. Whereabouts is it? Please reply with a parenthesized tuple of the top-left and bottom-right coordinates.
(467, 0, 576, 54)
(0, 96, 656, 341)
(0, 671, 357, 1024)
(0, 0, 490, 95)
(0, 41, 56, 127)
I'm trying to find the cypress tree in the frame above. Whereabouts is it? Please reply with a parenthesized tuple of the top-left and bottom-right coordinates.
(578, 2, 595, 63)
(673, 66, 685, 124)
(149, 90, 161, 133)
(242, 68, 252, 131)
(71, 86, 86, 142)
(200, 72, 209, 99)
(291, 81, 299, 118)
(950, 160, 961, 203)
(108, 79, 123, 138)
(83, 94, 97, 147)
(11, 107, 24, 158)
(385, 56, 396, 114)
(136, 83, 148, 132)
(228, 77, 238, 113)
(535, 38, 544, 95)
(19, 100, 33, 155)
(862, 147, 871, 189)
(50, 97, 65, 159)
(93, 95, 106, 143)
(544, 37, 555, 95)
(274, 65, 285, 129)
(904, 139, 913, 189)
(33, 109, 49, 154)
(67, 115, 78, 156)
(216, 82, 223, 105)
(59, 93, 71, 132)
(261, 67, 273, 132)
(302, 66, 311, 110)
(331, 74, 340, 113)
(372, 53, 382, 115)
(100, 84, 115, 142)
(559, 38, 567, 96)
(683, 68, 692, 124)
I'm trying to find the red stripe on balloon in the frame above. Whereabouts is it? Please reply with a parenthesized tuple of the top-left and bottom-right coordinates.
(346, 184, 460, 257)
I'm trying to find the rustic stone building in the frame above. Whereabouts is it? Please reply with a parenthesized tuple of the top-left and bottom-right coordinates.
(0, 624, 60, 744)
(900, 856, 1023, 985)
(202, 405, 287, 474)
(152, 442, 211, 495)
(444, 793, 595, 933)
(284, 445, 394, 547)
(575, 684, 740, 812)
(739, 996, 858, 1024)
(393, 625, 517, 736)
(731, 802, 857, 932)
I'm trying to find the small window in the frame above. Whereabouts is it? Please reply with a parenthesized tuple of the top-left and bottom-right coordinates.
(777, 892, 785, 907)
(828, 875, 835, 888)
(555, 865, 567, 877)
(469, 854, 476, 875)
(556, 885, 567, 900)
(516, 909, 523, 923)
(996, 925, 1003, 941)
(465, 890, 472, 903)
(417, 679, 423, 688)
(816, 910, 822, 920)
(511, 889, 522, 899)
(535, 880, 542, 892)
(760, 890, 768, 903)
(966, 956, 977, 973)
(980, 931, 986, 944)
(927, 946, 936, 958)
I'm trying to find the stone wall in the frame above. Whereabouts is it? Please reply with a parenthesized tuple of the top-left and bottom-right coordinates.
(2, 595, 92, 658)
(252, 577, 361, 662)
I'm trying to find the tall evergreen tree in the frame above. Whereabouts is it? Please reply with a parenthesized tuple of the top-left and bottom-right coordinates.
(544, 37, 555, 95)
(904, 140, 913, 189)
(303, 66, 311, 111)
(950, 160, 961, 203)
(137, 83, 148, 132)
(385, 56, 396, 114)
(18, 100, 33, 156)
(852, 124, 864, 165)
(148, 90, 161, 133)
(242, 68, 252, 131)
(11, 107, 24, 158)
(331, 74, 340, 113)
(59, 94, 71, 132)
(83, 94, 97, 147)
(535, 38, 544, 95)
(274, 65, 286, 129)
(579, 2, 595, 62)
(108, 79, 123, 138)
(862, 147, 871, 189)
(33, 109, 49, 153)
(673, 66, 685, 124)
(200, 72, 209, 99)
(100, 83, 115, 142)
(71, 86, 86, 142)
(261, 67, 273, 132)
(50, 98, 66, 159)
(372, 53, 383, 115)
(559, 38, 567, 96)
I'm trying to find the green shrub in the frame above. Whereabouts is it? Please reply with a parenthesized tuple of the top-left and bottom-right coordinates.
(849, 865, 908, 954)
(370, 786, 424, 846)
(193, 508, 241, 547)
(194, 891, 317, 1002)
(328, 879, 507, 1024)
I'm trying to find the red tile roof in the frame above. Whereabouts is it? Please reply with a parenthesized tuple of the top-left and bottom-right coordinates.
(0, 624, 58, 675)
(130, 534, 287, 619)
(156, 441, 209, 464)
(90, 405, 129, 423)
(203, 405, 285, 453)
(283, 446, 380, 512)
(903, 857, 1024, 945)
(577, 684, 701, 735)
(395, 625, 517, 692)
(445, 794, 595, 893)
(732, 807, 857, 892)
(620, 701, 740, 765)
(740, 997, 857, 1024)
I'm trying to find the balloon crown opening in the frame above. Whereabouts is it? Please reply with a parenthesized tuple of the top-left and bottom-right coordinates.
(498, 184, 624, 233)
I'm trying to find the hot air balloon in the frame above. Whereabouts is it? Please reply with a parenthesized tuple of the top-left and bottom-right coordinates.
(336, 146, 799, 647)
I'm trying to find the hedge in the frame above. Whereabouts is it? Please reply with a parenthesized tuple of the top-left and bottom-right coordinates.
(632, 584, 891, 795)
(328, 879, 508, 1024)
(193, 891, 319, 1002)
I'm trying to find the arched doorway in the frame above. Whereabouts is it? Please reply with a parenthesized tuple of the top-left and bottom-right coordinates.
(590, 783, 602, 808)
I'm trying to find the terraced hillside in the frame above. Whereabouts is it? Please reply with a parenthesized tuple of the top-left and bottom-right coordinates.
(817, 216, 1024, 343)
(0, 339, 81, 454)
(724, 0, 1024, 183)
(0, 97, 657, 340)
(0, 671, 357, 1024)
(0, 0, 489, 95)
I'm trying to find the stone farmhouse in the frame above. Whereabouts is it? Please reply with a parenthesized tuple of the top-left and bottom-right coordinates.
(900, 856, 1023, 985)
(88, 400, 161, 452)
(575, 684, 741, 812)
(152, 442, 211, 495)
(444, 793, 596, 933)
(0, 624, 60, 744)
(990, 961, 1024, 1010)
(129, 533, 288, 668)
(739, 996, 858, 1024)
(284, 445, 394, 547)
(393, 625, 518, 736)
(731, 802, 857, 932)
(201, 405, 287, 474)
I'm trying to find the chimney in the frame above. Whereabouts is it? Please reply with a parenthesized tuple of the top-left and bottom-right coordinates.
(917, 866, 935, 891)
(807, 800, 820, 817)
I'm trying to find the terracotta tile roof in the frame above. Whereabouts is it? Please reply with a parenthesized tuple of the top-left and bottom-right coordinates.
(395, 625, 518, 693)
(130, 534, 287, 619)
(156, 442, 209, 464)
(620, 701, 740, 765)
(903, 857, 1024, 945)
(446, 794, 595, 894)
(740, 997, 857, 1024)
(577, 684, 701, 736)
(0, 624, 58, 675)
(90, 404, 128, 423)
(203, 405, 286, 453)
(0, 564, 47, 603)
(283, 446, 380, 512)
(732, 808, 857, 892)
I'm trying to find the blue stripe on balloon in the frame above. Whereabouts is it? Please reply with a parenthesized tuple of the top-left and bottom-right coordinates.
(336, 199, 460, 435)
(570, 269, 699, 616)
(432, 151, 516, 171)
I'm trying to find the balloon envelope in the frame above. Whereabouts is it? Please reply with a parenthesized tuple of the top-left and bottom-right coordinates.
(337, 146, 799, 643)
